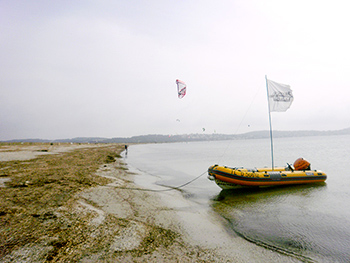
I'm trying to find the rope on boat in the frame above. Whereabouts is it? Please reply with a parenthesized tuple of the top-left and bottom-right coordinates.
(112, 170, 208, 192)
(217, 85, 262, 164)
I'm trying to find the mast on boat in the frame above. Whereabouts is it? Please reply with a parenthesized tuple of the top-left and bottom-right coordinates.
(265, 75, 294, 171)
(265, 75, 275, 170)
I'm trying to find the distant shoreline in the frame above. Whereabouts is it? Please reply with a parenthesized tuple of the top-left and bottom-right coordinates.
(2, 127, 350, 144)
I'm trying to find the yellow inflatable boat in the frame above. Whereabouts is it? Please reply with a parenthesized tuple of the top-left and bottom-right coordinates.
(208, 158, 327, 190)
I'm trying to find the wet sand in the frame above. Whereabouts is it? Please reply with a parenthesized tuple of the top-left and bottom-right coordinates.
(0, 143, 300, 262)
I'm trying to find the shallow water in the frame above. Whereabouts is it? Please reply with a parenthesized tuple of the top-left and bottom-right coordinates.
(126, 135, 350, 262)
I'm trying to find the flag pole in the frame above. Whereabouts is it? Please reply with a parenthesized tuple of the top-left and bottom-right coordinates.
(265, 75, 274, 170)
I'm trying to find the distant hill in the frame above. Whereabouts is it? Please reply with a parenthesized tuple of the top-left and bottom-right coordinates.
(240, 127, 350, 139)
(3, 127, 350, 144)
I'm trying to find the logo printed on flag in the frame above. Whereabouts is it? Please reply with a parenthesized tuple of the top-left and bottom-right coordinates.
(267, 79, 293, 112)
(271, 91, 293, 102)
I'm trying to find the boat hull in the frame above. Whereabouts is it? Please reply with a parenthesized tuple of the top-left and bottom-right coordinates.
(208, 165, 327, 190)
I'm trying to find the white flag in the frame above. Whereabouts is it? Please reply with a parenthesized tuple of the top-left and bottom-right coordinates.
(267, 79, 293, 112)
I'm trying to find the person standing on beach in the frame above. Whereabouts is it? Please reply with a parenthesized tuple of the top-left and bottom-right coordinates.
(125, 145, 128, 155)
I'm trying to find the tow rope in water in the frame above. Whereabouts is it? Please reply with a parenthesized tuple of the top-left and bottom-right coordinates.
(112, 170, 208, 192)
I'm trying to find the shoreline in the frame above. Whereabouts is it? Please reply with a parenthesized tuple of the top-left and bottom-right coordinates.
(125, 148, 303, 262)
(0, 143, 300, 262)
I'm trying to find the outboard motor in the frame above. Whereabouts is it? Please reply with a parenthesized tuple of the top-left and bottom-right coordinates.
(294, 157, 311, 170)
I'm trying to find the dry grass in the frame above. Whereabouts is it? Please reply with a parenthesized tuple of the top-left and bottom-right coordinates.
(0, 143, 219, 262)
(0, 144, 121, 260)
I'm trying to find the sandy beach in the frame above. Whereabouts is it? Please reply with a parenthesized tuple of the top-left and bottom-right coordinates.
(0, 143, 300, 262)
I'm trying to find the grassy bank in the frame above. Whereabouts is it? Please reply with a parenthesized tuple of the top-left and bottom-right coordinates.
(0, 143, 219, 262)
(0, 144, 122, 260)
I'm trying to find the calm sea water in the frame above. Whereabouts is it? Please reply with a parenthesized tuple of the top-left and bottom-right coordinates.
(126, 135, 350, 262)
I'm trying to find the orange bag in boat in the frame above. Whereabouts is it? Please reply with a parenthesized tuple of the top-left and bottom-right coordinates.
(294, 158, 310, 170)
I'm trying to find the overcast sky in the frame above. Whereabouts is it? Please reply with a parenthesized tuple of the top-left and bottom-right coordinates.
(1, 0, 350, 140)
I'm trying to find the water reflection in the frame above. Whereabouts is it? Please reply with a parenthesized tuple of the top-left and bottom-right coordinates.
(209, 184, 350, 262)
(212, 183, 327, 202)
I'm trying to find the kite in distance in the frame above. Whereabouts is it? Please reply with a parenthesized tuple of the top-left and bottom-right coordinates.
(176, 79, 186, 99)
